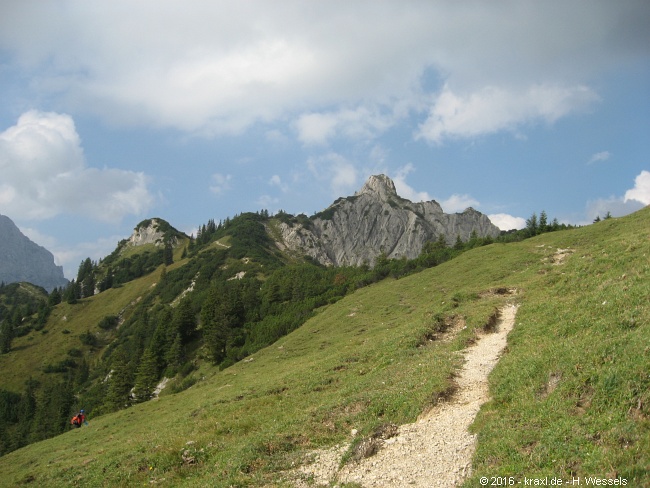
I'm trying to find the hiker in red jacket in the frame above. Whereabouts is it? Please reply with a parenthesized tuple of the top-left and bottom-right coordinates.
(71, 409, 87, 428)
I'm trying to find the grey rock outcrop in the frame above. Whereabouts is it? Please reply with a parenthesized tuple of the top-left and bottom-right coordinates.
(126, 218, 182, 248)
(274, 175, 500, 267)
(0, 214, 69, 291)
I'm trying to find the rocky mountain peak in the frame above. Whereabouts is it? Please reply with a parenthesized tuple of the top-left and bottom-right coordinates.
(356, 174, 398, 200)
(0, 214, 68, 291)
(274, 175, 501, 267)
(126, 218, 186, 250)
(128, 219, 163, 247)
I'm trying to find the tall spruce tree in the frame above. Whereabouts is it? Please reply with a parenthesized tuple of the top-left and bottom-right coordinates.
(172, 297, 196, 342)
(163, 240, 174, 266)
(539, 210, 548, 233)
(133, 348, 159, 402)
(105, 352, 133, 412)
(0, 322, 14, 354)
(526, 212, 539, 237)
(201, 287, 229, 364)
(165, 333, 183, 375)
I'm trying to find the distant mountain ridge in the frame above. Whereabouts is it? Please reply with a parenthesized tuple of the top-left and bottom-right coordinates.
(0, 214, 68, 292)
(0, 177, 498, 292)
(274, 174, 501, 266)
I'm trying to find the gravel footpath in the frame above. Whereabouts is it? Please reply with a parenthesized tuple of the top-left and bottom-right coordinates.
(289, 303, 518, 487)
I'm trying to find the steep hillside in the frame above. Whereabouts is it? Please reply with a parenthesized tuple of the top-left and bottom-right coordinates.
(273, 174, 500, 266)
(0, 207, 646, 486)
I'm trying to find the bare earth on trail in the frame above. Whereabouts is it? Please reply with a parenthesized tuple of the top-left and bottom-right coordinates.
(290, 303, 519, 487)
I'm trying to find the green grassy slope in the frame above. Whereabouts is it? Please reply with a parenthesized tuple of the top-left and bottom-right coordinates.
(466, 208, 650, 484)
(0, 266, 166, 392)
(0, 241, 190, 393)
(0, 208, 648, 487)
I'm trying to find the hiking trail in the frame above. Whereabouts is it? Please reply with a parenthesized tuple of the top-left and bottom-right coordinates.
(289, 303, 519, 487)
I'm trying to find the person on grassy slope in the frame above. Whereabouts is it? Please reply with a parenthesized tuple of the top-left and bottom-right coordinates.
(70, 409, 88, 428)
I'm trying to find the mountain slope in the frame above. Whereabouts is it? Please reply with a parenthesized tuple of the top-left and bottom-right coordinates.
(0, 207, 647, 486)
(0, 214, 68, 291)
(274, 174, 500, 266)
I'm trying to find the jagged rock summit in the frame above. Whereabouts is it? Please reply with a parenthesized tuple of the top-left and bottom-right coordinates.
(357, 174, 399, 200)
(274, 174, 500, 266)
(126, 218, 184, 248)
(0, 214, 69, 291)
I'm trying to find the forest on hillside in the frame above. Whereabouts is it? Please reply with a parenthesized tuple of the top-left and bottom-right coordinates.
(0, 209, 573, 456)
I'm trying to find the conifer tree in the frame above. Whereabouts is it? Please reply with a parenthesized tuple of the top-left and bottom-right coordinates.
(63, 280, 79, 304)
(13, 379, 38, 449)
(165, 333, 183, 374)
(172, 297, 196, 342)
(105, 352, 133, 411)
(201, 287, 229, 364)
(163, 240, 173, 266)
(0, 322, 14, 354)
(48, 288, 62, 306)
(133, 348, 159, 402)
(539, 210, 548, 233)
(526, 212, 538, 237)
(454, 235, 464, 251)
(551, 217, 560, 231)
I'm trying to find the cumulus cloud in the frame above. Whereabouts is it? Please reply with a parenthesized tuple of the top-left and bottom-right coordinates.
(295, 106, 394, 145)
(624, 170, 650, 205)
(0, 110, 153, 222)
(488, 213, 526, 231)
(585, 170, 649, 221)
(1, 2, 646, 139)
(439, 194, 481, 213)
(416, 84, 599, 144)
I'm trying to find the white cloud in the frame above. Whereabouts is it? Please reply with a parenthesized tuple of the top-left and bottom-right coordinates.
(588, 151, 611, 165)
(416, 84, 599, 144)
(209, 173, 232, 195)
(585, 170, 649, 221)
(269, 174, 288, 192)
(439, 194, 480, 213)
(2, 2, 644, 138)
(624, 170, 650, 205)
(392, 163, 431, 202)
(295, 106, 394, 145)
(0, 110, 153, 222)
(488, 213, 526, 231)
(295, 113, 338, 145)
(307, 153, 358, 196)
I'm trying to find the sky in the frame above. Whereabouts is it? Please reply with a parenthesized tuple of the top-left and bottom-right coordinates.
(1, 1, 649, 279)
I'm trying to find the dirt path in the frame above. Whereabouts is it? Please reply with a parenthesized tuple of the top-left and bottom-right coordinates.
(291, 303, 519, 487)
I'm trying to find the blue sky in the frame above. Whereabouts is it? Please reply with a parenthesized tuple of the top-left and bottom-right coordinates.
(1, 1, 649, 279)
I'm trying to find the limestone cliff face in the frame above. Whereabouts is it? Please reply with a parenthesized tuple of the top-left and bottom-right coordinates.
(126, 218, 182, 248)
(275, 175, 500, 266)
(0, 214, 68, 291)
